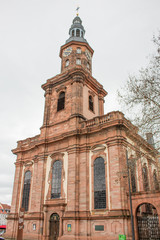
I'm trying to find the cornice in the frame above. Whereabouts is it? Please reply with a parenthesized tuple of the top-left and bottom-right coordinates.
(12, 112, 157, 157)
(41, 67, 107, 97)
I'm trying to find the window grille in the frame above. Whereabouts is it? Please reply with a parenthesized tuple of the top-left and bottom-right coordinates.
(94, 157, 106, 209)
(89, 95, 94, 112)
(51, 161, 62, 199)
(57, 92, 65, 111)
(22, 171, 31, 211)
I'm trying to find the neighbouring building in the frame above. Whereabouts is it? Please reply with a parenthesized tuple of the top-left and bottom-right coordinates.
(5, 14, 160, 240)
(0, 203, 10, 235)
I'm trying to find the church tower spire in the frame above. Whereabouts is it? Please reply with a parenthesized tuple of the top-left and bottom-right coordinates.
(60, 15, 94, 74)
(66, 15, 87, 44)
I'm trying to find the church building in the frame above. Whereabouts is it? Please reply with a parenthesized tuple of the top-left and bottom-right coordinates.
(5, 14, 160, 240)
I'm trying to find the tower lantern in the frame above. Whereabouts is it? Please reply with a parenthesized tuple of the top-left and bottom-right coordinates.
(60, 15, 94, 74)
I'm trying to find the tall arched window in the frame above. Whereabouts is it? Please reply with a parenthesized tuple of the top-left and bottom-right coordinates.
(51, 161, 62, 199)
(57, 92, 65, 111)
(94, 157, 106, 209)
(76, 29, 80, 37)
(22, 171, 31, 211)
(89, 95, 94, 112)
(153, 170, 159, 190)
(142, 166, 149, 191)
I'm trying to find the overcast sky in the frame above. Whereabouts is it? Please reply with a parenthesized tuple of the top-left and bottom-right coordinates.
(0, 0, 160, 205)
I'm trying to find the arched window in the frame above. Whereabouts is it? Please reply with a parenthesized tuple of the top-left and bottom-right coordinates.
(142, 166, 149, 191)
(57, 92, 65, 111)
(51, 161, 62, 199)
(72, 30, 74, 37)
(153, 170, 159, 190)
(76, 29, 80, 37)
(89, 95, 94, 112)
(65, 59, 69, 67)
(22, 171, 31, 211)
(94, 157, 106, 209)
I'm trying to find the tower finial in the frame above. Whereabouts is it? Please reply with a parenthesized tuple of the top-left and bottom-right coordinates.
(76, 6, 80, 16)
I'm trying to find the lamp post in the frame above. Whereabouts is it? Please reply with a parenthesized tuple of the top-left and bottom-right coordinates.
(126, 150, 135, 240)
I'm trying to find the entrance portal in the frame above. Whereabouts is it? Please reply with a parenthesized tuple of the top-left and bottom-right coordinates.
(137, 203, 160, 239)
(49, 213, 60, 240)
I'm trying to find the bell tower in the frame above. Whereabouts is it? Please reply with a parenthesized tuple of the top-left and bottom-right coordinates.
(41, 15, 107, 133)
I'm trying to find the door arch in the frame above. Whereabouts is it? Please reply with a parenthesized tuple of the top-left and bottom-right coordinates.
(136, 203, 160, 239)
(49, 213, 60, 240)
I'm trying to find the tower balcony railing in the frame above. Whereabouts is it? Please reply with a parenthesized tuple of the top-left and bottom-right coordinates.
(80, 111, 125, 128)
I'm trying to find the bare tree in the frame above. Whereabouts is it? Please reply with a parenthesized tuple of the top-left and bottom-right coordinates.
(118, 32, 160, 150)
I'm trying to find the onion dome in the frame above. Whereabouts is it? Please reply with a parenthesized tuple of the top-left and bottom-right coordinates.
(66, 16, 87, 44)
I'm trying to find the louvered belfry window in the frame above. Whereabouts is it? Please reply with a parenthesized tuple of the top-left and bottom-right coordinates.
(22, 171, 31, 211)
(94, 157, 106, 209)
(51, 160, 62, 199)
(57, 92, 65, 111)
(76, 29, 80, 37)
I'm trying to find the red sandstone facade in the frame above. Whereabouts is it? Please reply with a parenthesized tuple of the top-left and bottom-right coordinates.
(5, 16, 160, 240)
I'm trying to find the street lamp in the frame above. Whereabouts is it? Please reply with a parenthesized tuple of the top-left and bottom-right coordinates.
(126, 150, 135, 240)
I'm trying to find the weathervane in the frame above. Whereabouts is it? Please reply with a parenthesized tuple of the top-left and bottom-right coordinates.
(76, 6, 80, 16)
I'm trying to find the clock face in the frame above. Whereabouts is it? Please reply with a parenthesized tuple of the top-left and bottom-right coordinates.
(85, 50, 91, 61)
(63, 47, 72, 57)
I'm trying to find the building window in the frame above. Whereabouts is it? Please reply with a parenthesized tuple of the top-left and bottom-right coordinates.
(65, 59, 69, 67)
(89, 95, 94, 112)
(33, 224, 36, 231)
(87, 62, 90, 69)
(142, 166, 149, 191)
(94, 157, 106, 209)
(76, 58, 81, 65)
(153, 170, 159, 190)
(57, 91, 65, 111)
(76, 29, 80, 37)
(22, 171, 31, 211)
(77, 48, 81, 54)
(51, 160, 62, 199)
(72, 30, 74, 37)
(81, 31, 83, 38)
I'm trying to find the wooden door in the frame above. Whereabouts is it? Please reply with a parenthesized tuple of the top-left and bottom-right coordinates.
(49, 214, 60, 240)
